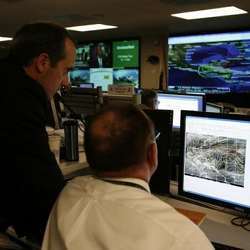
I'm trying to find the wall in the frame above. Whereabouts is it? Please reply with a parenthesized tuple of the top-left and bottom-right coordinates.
(140, 35, 167, 90)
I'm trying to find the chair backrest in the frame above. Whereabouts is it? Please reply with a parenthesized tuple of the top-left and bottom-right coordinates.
(62, 87, 103, 117)
(103, 93, 141, 106)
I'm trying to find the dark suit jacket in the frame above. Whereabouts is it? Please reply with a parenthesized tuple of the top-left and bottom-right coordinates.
(0, 59, 65, 243)
(89, 55, 111, 68)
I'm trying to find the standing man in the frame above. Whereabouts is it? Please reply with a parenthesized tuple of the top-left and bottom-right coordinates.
(42, 104, 213, 250)
(0, 22, 76, 243)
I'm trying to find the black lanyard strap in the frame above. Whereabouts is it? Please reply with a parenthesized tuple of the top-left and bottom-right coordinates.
(100, 179, 149, 193)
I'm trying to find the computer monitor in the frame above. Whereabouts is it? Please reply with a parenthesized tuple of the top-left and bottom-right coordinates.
(206, 102, 223, 113)
(179, 111, 250, 213)
(157, 93, 205, 128)
(143, 109, 173, 194)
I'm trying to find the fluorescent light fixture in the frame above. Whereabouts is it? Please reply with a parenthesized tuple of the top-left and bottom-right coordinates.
(66, 24, 118, 32)
(0, 36, 12, 42)
(171, 6, 247, 20)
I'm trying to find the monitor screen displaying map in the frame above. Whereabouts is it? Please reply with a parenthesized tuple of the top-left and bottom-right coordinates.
(168, 31, 250, 94)
(179, 111, 250, 213)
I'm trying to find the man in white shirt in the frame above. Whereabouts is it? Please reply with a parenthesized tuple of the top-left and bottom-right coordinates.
(42, 104, 213, 250)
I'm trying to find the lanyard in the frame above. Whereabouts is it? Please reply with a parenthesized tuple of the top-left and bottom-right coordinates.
(100, 179, 149, 193)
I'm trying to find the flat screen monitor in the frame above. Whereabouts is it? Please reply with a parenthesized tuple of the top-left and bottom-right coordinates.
(179, 111, 250, 213)
(157, 93, 204, 128)
(71, 39, 140, 91)
(206, 102, 223, 113)
(168, 31, 250, 94)
(143, 109, 173, 194)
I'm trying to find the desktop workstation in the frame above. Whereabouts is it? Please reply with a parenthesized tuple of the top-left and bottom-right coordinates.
(48, 27, 250, 249)
(53, 96, 250, 249)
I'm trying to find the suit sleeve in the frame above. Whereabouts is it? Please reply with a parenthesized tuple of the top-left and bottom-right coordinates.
(7, 86, 65, 241)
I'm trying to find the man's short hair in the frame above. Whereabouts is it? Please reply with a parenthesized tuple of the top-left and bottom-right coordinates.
(84, 104, 155, 172)
(141, 89, 157, 109)
(9, 22, 76, 67)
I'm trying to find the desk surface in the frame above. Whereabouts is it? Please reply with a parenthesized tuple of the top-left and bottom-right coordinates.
(158, 187, 250, 250)
(59, 150, 89, 178)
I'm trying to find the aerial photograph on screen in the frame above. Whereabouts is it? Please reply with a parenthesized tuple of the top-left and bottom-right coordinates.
(69, 67, 90, 85)
(75, 45, 90, 67)
(168, 40, 250, 93)
(184, 133, 246, 187)
(113, 69, 139, 87)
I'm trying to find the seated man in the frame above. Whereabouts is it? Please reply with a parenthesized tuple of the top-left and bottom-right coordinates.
(139, 89, 158, 110)
(42, 104, 213, 250)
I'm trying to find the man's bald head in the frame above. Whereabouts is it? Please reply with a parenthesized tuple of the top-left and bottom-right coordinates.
(84, 104, 155, 172)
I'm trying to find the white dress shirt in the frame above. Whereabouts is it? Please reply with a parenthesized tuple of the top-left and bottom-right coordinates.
(42, 175, 214, 250)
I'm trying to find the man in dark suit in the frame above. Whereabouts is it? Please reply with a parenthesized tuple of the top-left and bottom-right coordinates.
(0, 22, 76, 243)
(89, 42, 111, 68)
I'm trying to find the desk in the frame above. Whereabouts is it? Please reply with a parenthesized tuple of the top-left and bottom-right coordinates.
(59, 160, 249, 249)
(59, 149, 90, 179)
(53, 128, 89, 177)
(158, 182, 250, 250)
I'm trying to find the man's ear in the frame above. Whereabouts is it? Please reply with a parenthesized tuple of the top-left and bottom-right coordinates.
(147, 142, 158, 176)
(35, 53, 50, 73)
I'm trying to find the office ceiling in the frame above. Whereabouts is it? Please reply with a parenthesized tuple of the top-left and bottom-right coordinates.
(0, 0, 250, 42)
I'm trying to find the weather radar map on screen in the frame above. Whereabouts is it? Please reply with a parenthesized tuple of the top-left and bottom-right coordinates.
(168, 31, 250, 94)
(70, 39, 140, 91)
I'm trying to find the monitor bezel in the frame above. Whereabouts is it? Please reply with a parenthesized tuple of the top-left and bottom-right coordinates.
(179, 110, 250, 213)
(143, 109, 173, 194)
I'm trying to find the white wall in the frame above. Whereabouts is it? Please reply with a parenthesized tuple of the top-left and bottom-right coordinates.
(140, 35, 167, 89)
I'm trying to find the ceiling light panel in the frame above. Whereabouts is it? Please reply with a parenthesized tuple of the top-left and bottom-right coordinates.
(0, 37, 12, 42)
(66, 24, 118, 32)
(171, 6, 247, 20)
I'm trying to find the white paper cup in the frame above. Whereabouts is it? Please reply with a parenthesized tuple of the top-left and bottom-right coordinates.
(48, 135, 61, 164)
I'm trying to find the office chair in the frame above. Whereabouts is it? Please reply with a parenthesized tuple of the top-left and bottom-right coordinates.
(61, 87, 103, 117)
(52, 87, 103, 128)
(0, 229, 40, 250)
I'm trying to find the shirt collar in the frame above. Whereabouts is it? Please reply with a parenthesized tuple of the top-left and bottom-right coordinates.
(99, 177, 151, 193)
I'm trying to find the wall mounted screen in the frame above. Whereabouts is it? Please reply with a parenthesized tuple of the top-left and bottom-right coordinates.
(70, 39, 140, 91)
(168, 31, 250, 94)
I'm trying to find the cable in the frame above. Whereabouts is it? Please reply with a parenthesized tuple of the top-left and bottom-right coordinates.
(231, 214, 250, 231)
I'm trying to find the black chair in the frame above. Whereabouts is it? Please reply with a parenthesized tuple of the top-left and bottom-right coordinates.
(61, 87, 103, 118)
(0, 230, 40, 250)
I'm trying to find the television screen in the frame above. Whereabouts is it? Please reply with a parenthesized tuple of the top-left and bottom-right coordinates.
(112, 40, 139, 68)
(168, 31, 250, 94)
(179, 111, 250, 213)
(113, 69, 139, 85)
(75, 45, 90, 67)
(89, 42, 112, 68)
(70, 39, 140, 91)
(69, 67, 90, 85)
(157, 93, 204, 128)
